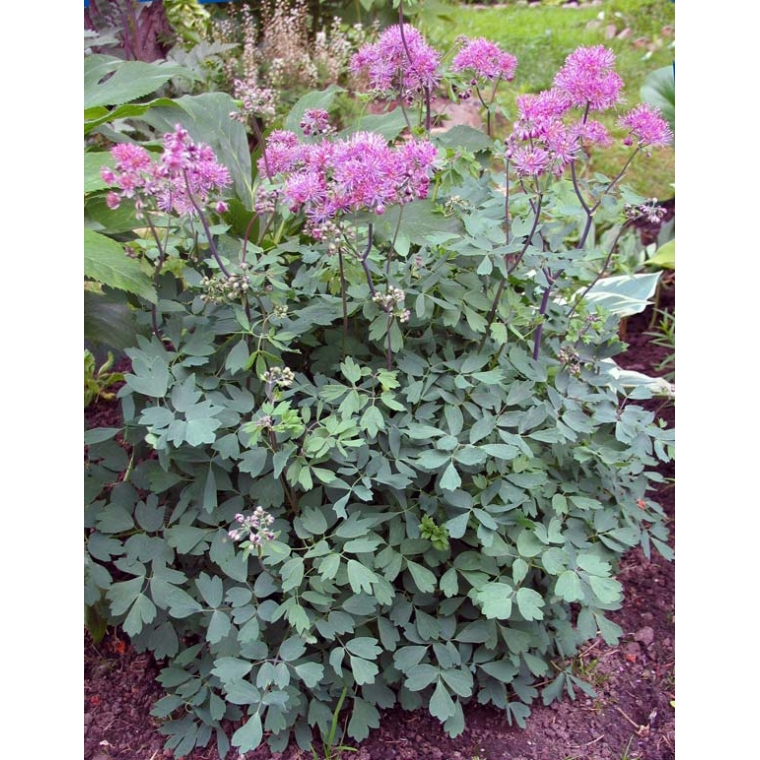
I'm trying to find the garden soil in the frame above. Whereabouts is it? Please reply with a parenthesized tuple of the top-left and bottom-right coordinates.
(85, 246, 675, 760)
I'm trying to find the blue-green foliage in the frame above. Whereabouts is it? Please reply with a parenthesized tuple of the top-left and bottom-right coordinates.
(85, 50, 673, 760)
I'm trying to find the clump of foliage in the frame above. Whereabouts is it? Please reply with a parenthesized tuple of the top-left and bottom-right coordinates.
(85, 6, 674, 758)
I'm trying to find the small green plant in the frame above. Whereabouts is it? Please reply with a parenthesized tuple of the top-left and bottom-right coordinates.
(84, 349, 125, 408)
(310, 687, 358, 760)
(644, 309, 675, 381)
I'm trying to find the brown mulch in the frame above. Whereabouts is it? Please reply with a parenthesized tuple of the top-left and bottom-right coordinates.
(85, 239, 675, 760)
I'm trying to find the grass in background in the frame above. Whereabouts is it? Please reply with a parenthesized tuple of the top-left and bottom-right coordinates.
(420, 0, 675, 199)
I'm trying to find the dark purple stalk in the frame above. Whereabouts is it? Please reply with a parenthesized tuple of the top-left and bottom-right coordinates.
(144, 212, 167, 339)
(566, 220, 632, 321)
(478, 193, 543, 352)
(182, 170, 230, 278)
(532, 267, 555, 360)
(250, 117, 272, 181)
(361, 224, 376, 297)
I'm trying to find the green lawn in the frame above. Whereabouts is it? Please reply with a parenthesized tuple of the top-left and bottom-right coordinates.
(420, 0, 675, 198)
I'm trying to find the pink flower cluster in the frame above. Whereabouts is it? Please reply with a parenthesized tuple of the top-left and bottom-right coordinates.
(350, 24, 441, 102)
(258, 129, 438, 238)
(451, 37, 517, 82)
(505, 46, 671, 178)
(618, 103, 673, 148)
(553, 45, 623, 112)
(101, 125, 231, 216)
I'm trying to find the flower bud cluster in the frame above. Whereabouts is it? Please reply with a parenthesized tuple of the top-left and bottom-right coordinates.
(373, 288, 411, 323)
(262, 366, 295, 388)
(624, 199, 667, 225)
(200, 262, 252, 304)
(558, 347, 584, 378)
(228, 506, 276, 546)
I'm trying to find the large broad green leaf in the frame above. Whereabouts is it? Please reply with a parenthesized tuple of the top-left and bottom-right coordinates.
(140, 92, 253, 206)
(581, 272, 661, 317)
(601, 360, 674, 398)
(85, 98, 181, 136)
(84, 229, 156, 303)
(646, 239, 675, 270)
(84, 152, 115, 194)
(84, 289, 141, 350)
(433, 124, 495, 153)
(232, 712, 263, 752)
(641, 65, 675, 135)
(84, 55, 196, 109)
(341, 108, 409, 142)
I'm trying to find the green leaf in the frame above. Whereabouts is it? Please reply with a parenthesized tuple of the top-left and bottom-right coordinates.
(123, 594, 157, 637)
(213, 657, 254, 684)
(196, 573, 223, 608)
(515, 588, 545, 621)
(440, 567, 459, 598)
(407, 561, 437, 593)
(344, 108, 408, 141)
(476, 582, 513, 619)
(439, 462, 461, 491)
(347, 698, 380, 742)
(588, 575, 623, 605)
(84, 229, 156, 303)
(349, 655, 379, 686)
(207, 610, 232, 644)
(405, 664, 439, 691)
(429, 680, 456, 721)
(84, 55, 196, 109)
(225, 340, 250, 374)
(582, 273, 662, 318)
(232, 712, 263, 753)
(84, 290, 140, 351)
(646, 239, 675, 270)
(360, 405, 385, 437)
(555, 571, 584, 603)
(294, 662, 323, 688)
(346, 637, 383, 660)
(435, 124, 495, 152)
(347, 559, 377, 595)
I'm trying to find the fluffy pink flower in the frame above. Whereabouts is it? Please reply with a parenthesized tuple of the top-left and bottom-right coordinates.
(570, 119, 613, 148)
(514, 89, 571, 139)
(102, 126, 230, 217)
(350, 24, 441, 99)
(618, 104, 673, 147)
(451, 37, 517, 82)
(553, 45, 623, 111)
(510, 146, 551, 178)
(260, 129, 437, 237)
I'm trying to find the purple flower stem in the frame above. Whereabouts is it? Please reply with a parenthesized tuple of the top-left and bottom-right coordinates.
(182, 170, 230, 278)
(338, 247, 349, 334)
(361, 223, 377, 298)
(478, 193, 543, 352)
(567, 220, 632, 321)
(250, 117, 272, 181)
(386, 311, 393, 371)
(532, 267, 556, 361)
(143, 213, 167, 339)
